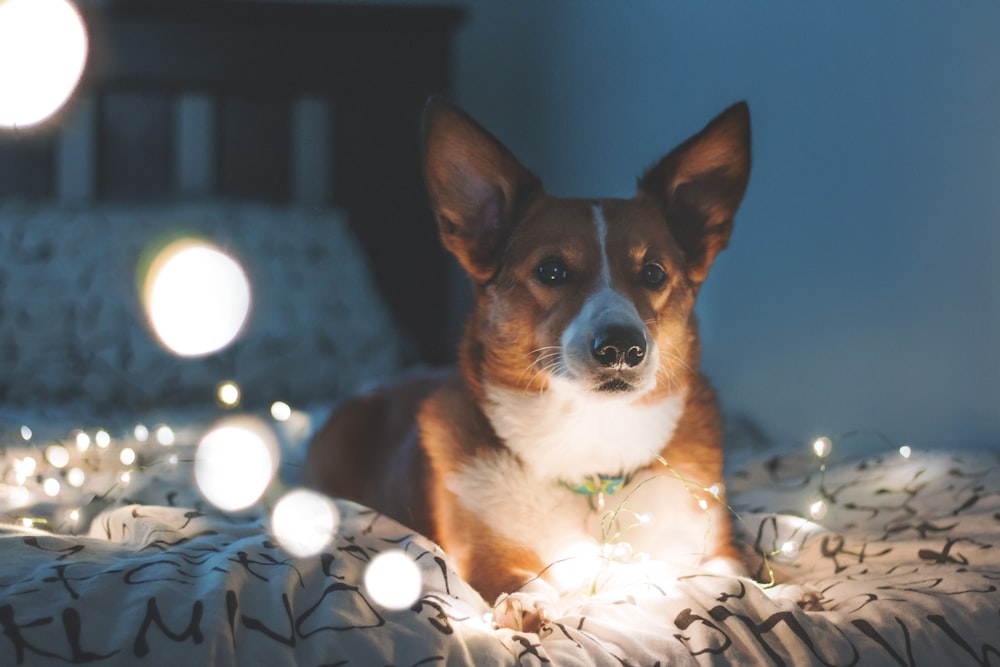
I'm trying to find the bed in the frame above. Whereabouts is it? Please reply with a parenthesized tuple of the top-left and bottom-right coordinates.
(2, 2, 999, 665)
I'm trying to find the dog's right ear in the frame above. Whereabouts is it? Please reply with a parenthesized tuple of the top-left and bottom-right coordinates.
(423, 97, 543, 283)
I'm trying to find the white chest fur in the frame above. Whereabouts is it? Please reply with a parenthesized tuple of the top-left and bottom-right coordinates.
(445, 447, 722, 594)
(483, 380, 685, 481)
(446, 383, 697, 594)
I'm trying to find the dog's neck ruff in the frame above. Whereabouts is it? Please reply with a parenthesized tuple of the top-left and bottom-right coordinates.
(483, 380, 686, 483)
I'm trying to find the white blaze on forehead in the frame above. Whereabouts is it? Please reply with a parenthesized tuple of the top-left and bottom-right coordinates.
(548, 203, 661, 393)
(592, 204, 612, 287)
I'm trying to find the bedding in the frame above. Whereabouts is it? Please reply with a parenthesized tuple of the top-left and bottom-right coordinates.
(2, 410, 998, 666)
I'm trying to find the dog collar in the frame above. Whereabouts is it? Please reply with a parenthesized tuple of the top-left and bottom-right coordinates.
(561, 474, 629, 512)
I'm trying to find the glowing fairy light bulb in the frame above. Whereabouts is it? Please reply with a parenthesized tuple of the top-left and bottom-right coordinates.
(45, 445, 70, 469)
(708, 484, 721, 497)
(66, 467, 86, 488)
(14, 456, 36, 484)
(813, 437, 832, 459)
(270, 401, 292, 422)
(780, 540, 800, 558)
(119, 447, 137, 466)
(899, 444, 912, 459)
(134, 424, 149, 442)
(68, 509, 80, 523)
(20, 425, 32, 441)
(142, 240, 252, 358)
(364, 551, 422, 610)
(270, 489, 340, 557)
(156, 425, 175, 446)
(809, 499, 828, 520)
(95, 430, 111, 448)
(0, 0, 89, 129)
(697, 498, 709, 511)
(217, 381, 241, 407)
(611, 541, 633, 561)
(43, 478, 60, 497)
(75, 431, 91, 452)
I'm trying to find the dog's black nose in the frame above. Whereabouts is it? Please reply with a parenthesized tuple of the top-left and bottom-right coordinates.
(592, 325, 646, 368)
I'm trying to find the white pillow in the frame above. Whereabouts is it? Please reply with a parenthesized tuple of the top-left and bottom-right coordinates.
(0, 201, 409, 411)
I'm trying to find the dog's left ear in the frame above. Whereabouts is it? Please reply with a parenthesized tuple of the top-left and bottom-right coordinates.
(639, 102, 751, 285)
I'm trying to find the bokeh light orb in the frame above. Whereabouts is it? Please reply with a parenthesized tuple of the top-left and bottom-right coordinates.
(67, 467, 86, 488)
(0, 0, 88, 129)
(74, 431, 90, 451)
(270, 401, 292, 422)
(217, 381, 241, 407)
(119, 447, 136, 466)
(363, 550, 422, 610)
(270, 489, 340, 557)
(45, 445, 70, 469)
(155, 425, 175, 446)
(194, 417, 279, 512)
(142, 239, 251, 358)
(43, 477, 61, 497)
(812, 436, 832, 459)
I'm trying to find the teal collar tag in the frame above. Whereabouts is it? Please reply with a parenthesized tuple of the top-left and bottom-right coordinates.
(561, 474, 628, 511)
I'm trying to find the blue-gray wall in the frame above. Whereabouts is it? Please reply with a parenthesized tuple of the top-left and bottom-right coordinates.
(448, 1, 1000, 449)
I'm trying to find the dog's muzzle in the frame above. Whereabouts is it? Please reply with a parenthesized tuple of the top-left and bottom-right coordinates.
(560, 288, 656, 394)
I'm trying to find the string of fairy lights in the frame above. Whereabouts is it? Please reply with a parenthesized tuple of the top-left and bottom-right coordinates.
(497, 430, 917, 611)
(0, 393, 288, 528)
(0, 388, 422, 611)
(0, 377, 916, 617)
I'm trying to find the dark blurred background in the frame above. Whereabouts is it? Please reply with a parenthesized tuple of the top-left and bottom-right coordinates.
(2, 0, 998, 450)
(447, 1, 1000, 449)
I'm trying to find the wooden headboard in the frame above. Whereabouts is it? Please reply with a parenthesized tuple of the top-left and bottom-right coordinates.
(0, 0, 465, 365)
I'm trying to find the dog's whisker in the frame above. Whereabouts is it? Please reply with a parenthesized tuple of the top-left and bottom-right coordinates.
(515, 347, 563, 386)
(522, 358, 563, 395)
(655, 357, 684, 394)
(517, 345, 560, 361)
(656, 367, 677, 394)
(659, 342, 695, 378)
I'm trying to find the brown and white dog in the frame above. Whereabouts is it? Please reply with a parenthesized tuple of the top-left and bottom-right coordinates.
(305, 97, 751, 632)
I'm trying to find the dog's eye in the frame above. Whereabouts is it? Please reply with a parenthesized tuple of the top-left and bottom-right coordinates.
(536, 259, 569, 286)
(641, 263, 668, 289)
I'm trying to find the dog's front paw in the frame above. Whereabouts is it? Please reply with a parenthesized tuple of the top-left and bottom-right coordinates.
(492, 591, 558, 633)
(764, 582, 824, 611)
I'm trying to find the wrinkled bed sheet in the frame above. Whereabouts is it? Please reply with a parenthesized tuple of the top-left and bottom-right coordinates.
(1, 413, 999, 666)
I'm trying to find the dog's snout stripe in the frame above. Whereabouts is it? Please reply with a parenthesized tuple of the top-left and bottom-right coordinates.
(592, 204, 612, 288)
